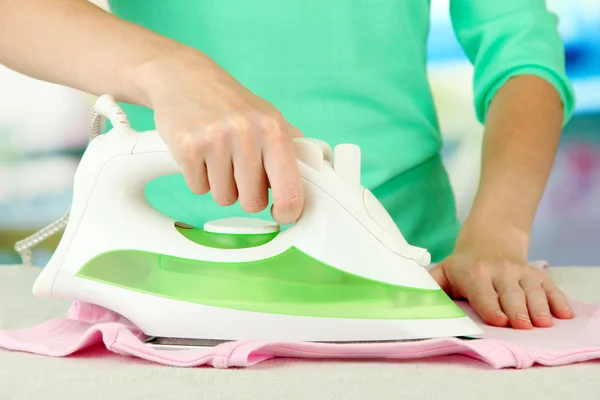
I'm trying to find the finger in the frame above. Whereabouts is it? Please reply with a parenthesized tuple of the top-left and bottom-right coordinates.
(465, 277, 509, 327)
(542, 279, 574, 320)
(521, 277, 553, 328)
(429, 264, 451, 295)
(181, 161, 210, 195)
(170, 132, 210, 195)
(205, 146, 238, 207)
(261, 121, 304, 225)
(232, 136, 269, 213)
(496, 279, 532, 329)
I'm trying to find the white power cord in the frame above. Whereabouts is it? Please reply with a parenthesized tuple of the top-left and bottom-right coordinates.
(13, 100, 107, 267)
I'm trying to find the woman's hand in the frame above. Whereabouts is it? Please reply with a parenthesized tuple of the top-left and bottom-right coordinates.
(429, 225, 574, 329)
(138, 51, 304, 224)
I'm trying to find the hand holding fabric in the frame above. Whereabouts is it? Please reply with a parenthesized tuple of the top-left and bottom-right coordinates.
(430, 227, 574, 329)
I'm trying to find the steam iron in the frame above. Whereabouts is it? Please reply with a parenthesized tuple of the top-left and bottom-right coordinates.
(22, 95, 483, 348)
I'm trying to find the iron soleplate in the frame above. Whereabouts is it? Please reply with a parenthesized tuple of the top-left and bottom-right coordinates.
(145, 335, 480, 349)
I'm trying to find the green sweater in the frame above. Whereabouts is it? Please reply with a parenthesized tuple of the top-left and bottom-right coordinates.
(108, 0, 574, 262)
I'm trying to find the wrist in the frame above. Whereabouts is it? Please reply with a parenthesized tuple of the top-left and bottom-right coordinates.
(120, 43, 215, 108)
(457, 215, 530, 257)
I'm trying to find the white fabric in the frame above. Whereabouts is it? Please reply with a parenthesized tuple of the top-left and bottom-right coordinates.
(1, 265, 599, 400)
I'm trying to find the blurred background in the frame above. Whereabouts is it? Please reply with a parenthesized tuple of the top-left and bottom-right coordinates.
(1, 0, 599, 266)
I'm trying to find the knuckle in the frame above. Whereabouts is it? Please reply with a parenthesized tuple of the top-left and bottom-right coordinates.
(201, 122, 227, 148)
(524, 285, 545, 296)
(214, 193, 237, 206)
(470, 287, 497, 299)
(468, 262, 489, 278)
(227, 114, 253, 138)
(177, 147, 195, 165)
(274, 188, 303, 209)
(499, 286, 523, 297)
(497, 261, 515, 275)
(169, 131, 197, 163)
(204, 115, 258, 149)
(543, 281, 563, 297)
(258, 113, 287, 141)
(235, 126, 255, 147)
(241, 194, 268, 213)
(523, 267, 542, 280)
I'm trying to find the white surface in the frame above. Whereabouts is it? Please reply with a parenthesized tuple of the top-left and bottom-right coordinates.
(0, 65, 89, 154)
(294, 139, 326, 170)
(203, 217, 280, 234)
(333, 144, 361, 185)
(0, 157, 78, 201)
(1, 265, 599, 400)
(306, 138, 333, 163)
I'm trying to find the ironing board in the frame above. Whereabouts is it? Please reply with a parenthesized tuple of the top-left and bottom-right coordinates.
(1, 265, 599, 400)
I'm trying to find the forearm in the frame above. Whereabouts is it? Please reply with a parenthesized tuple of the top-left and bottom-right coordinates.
(0, 0, 206, 106)
(462, 74, 564, 241)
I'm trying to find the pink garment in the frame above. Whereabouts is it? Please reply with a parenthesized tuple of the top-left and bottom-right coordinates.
(1, 262, 599, 369)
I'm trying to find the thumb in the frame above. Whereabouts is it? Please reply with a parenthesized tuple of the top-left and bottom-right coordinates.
(429, 261, 452, 295)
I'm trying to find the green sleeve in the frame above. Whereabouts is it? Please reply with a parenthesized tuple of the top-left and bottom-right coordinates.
(450, 0, 576, 127)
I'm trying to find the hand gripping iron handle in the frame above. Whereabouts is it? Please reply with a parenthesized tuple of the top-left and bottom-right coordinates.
(92, 95, 431, 266)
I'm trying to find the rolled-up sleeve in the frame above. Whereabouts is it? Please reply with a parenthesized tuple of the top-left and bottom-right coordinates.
(450, 0, 576, 126)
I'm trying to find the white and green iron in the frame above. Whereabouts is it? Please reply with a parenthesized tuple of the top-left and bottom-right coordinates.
(17, 95, 483, 347)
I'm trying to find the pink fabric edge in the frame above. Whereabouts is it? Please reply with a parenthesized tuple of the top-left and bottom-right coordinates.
(3, 316, 600, 369)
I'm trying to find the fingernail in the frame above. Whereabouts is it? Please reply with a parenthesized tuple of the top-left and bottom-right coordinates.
(516, 313, 531, 323)
(495, 310, 508, 319)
